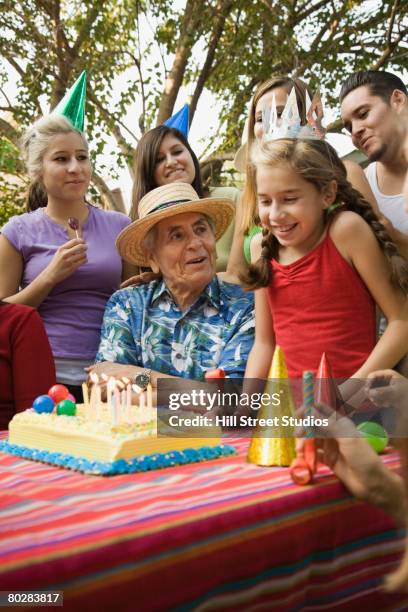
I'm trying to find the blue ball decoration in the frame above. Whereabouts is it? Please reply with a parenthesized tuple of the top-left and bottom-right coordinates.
(33, 395, 55, 414)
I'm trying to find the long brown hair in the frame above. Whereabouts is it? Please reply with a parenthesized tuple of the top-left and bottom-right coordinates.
(130, 126, 204, 221)
(242, 76, 314, 234)
(241, 138, 408, 294)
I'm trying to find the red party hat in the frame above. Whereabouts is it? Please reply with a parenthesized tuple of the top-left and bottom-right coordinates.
(315, 352, 345, 415)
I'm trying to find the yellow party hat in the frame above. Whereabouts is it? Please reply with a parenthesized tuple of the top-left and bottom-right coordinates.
(247, 346, 296, 466)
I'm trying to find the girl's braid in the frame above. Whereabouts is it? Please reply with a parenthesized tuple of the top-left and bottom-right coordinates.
(337, 176, 408, 294)
(240, 228, 279, 289)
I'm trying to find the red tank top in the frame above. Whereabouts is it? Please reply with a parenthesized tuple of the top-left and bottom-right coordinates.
(267, 230, 376, 378)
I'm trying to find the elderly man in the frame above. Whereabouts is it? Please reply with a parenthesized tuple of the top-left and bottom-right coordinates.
(91, 183, 254, 390)
(340, 70, 408, 257)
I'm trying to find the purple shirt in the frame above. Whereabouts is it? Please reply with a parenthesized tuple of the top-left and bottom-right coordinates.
(2, 205, 131, 360)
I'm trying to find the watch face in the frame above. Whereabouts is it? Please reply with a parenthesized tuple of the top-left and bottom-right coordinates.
(134, 372, 150, 389)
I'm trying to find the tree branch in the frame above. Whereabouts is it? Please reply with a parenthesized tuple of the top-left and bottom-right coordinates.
(71, 5, 101, 59)
(2, 54, 25, 78)
(189, 0, 234, 122)
(134, 6, 147, 134)
(126, 51, 147, 136)
(0, 86, 12, 108)
(0, 118, 21, 147)
(156, 0, 200, 124)
(293, 0, 333, 24)
(386, 0, 399, 44)
(371, 26, 408, 70)
(91, 172, 121, 211)
(88, 91, 135, 176)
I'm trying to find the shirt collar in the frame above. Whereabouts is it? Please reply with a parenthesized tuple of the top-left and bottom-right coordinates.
(151, 278, 169, 304)
(203, 276, 221, 310)
(151, 276, 221, 311)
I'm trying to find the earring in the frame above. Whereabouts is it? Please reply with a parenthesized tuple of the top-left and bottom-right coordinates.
(327, 201, 344, 214)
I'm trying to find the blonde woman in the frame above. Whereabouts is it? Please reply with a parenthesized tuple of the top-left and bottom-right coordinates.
(0, 115, 130, 400)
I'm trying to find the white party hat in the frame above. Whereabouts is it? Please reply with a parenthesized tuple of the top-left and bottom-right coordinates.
(263, 87, 324, 141)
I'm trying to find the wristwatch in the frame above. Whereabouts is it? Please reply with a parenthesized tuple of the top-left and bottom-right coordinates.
(133, 369, 151, 390)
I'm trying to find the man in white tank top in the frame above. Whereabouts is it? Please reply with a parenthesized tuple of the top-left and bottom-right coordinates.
(340, 70, 408, 257)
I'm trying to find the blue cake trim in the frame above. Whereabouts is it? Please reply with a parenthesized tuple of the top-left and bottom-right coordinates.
(0, 440, 236, 475)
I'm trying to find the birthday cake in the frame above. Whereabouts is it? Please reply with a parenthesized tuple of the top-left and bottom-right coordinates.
(2, 386, 234, 475)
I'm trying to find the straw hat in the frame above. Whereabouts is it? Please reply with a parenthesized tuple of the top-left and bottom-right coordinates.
(116, 183, 235, 266)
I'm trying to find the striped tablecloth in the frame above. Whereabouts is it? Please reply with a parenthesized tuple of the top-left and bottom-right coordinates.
(0, 433, 407, 612)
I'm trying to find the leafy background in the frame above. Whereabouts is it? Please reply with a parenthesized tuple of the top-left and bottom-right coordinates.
(0, 0, 407, 223)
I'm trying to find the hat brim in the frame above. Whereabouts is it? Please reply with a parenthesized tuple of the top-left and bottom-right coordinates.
(116, 197, 235, 267)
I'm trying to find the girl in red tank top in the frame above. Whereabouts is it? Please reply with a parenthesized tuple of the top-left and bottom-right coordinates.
(243, 139, 408, 384)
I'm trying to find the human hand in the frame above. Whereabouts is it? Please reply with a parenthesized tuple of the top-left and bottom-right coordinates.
(86, 361, 139, 384)
(42, 238, 87, 285)
(86, 362, 151, 402)
(120, 271, 160, 288)
(296, 403, 389, 499)
(366, 370, 408, 427)
(337, 378, 366, 414)
(296, 402, 405, 524)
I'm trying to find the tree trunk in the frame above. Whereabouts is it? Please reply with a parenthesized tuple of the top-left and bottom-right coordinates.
(189, 0, 234, 123)
(156, 0, 199, 125)
(92, 173, 126, 212)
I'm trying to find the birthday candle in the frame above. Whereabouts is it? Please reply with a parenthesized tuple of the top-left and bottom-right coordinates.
(89, 372, 100, 421)
(126, 384, 132, 421)
(95, 384, 101, 420)
(147, 383, 153, 410)
(88, 385, 95, 421)
(113, 388, 120, 425)
(111, 394, 119, 426)
(107, 377, 115, 411)
(121, 389, 126, 420)
(82, 382, 89, 411)
(110, 394, 115, 425)
(139, 390, 145, 411)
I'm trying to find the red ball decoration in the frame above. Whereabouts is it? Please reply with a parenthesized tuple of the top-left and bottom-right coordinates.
(205, 368, 225, 380)
(48, 384, 69, 404)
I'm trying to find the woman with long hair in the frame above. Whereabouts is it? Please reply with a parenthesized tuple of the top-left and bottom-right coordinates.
(129, 125, 239, 273)
(0, 115, 131, 401)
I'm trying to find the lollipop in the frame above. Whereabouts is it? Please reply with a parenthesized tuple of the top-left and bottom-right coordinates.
(68, 217, 80, 239)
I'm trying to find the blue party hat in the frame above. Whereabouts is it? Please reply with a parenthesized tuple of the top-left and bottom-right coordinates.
(163, 103, 189, 137)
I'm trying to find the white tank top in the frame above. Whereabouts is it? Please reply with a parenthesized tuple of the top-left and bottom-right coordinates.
(365, 162, 408, 234)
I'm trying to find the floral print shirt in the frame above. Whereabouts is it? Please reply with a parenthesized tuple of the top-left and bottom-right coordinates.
(96, 277, 254, 379)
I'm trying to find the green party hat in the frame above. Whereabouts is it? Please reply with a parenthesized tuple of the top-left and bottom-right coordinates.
(52, 71, 86, 131)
